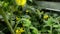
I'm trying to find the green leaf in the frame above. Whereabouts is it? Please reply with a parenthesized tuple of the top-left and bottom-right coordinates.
(29, 0, 33, 2)
(30, 27, 39, 34)
(11, 21, 15, 27)
(46, 17, 54, 26)
(53, 25, 59, 28)
(21, 18, 31, 27)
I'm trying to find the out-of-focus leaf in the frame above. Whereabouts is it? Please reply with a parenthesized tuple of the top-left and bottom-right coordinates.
(11, 21, 15, 27)
(45, 17, 54, 26)
(56, 16, 60, 21)
(30, 27, 39, 34)
(21, 18, 31, 27)
(53, 25, 59, 28)
(0, 31, 4, 34)
(29, 0, 32, 2)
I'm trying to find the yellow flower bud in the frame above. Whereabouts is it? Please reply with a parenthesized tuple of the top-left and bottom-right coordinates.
(16, 17, 20, 21)
(16, 30, 19, 33)
(16, 28, 24, 34)
(20, 28, 25, 32)
(43, 14, 49, 19)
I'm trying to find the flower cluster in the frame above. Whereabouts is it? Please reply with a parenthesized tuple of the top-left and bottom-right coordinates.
(16, 28, 25, 34)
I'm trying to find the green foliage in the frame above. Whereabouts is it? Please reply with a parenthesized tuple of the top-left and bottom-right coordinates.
(0, 0, 60, 34)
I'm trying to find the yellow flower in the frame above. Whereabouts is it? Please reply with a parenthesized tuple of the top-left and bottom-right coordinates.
(16, 30, 21, 34)
(19, 28, 25, 32)
(43, 14, 49, 19)
(15, 0, 27, 7)
(16, 28, 24, 34)
(16, 17, 20, 21)
(16, 30, 19, 33)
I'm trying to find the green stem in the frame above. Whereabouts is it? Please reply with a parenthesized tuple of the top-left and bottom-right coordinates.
(14, 20, 20, 31)
(25, 27, 29, 34)
(50, 25, 52, 34)
(10, 10, 14, 26)
(1, 10, 15, 34)
(58, 22, 60, 34)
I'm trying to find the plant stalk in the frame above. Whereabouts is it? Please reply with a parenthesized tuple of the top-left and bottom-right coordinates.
(1, 10, 15, 34)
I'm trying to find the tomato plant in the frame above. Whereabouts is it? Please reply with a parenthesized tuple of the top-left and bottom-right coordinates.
(0, 0, 60, 34)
